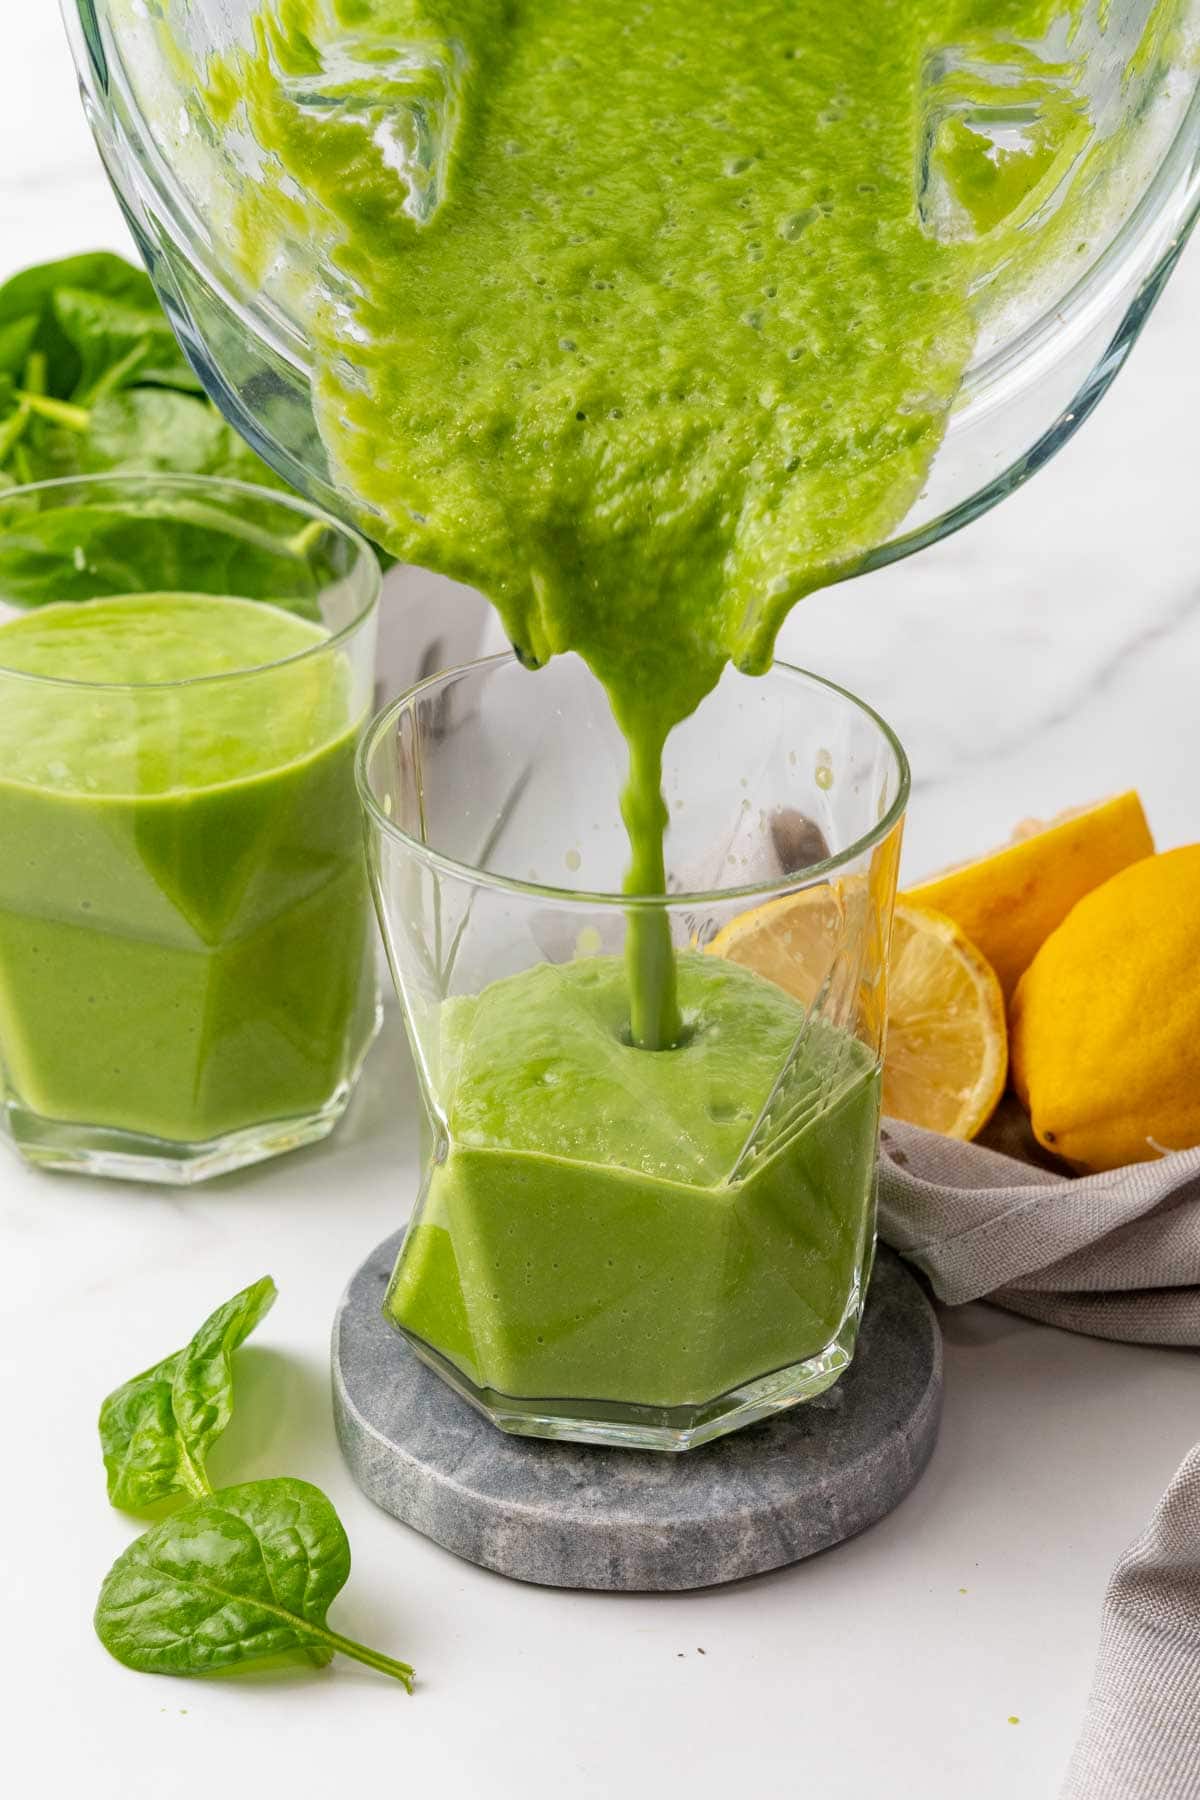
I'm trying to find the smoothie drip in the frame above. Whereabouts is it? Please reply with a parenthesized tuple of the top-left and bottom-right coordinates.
(205, 0, 1116, 1043)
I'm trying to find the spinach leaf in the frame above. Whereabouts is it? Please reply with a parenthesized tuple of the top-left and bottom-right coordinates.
(0, 315, 38, 381)
(94, 1479, 415, 1689)
(0, 503, 325, 610)
(0, 253, 281, 496)
(53, 286, 199, 404)
(0, 416, 85, 489)
(0, 379, 19, 458)
(0, 253, 394, 594)
(82, 387, 288, 485)
(0, 251, 153, 323)
(99, 1277, 277, 1512)
(82, 388, 220, 473)
(169, 1278, 279, 1484)
(0, 253, 163, 400)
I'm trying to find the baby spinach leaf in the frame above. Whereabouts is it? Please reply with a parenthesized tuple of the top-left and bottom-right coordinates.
(99, 1350, 193, 1510)
(0, 503, 325, 609)
(94, 1479, 415, 1689)
(0, 253, 277, 495)
(169, 1277, 279, 1485)
(54, 286, 197, 404)
(99, 1277, 277, 1512)
(81, 387, 286, 485)
(0, 381, 22, 458)
(0, 251, 153, 324)
(0, 315, 38, 381)
(0, 253, 390, 596)
(0, 253, 161, 400)
(8, 419, 88, 487)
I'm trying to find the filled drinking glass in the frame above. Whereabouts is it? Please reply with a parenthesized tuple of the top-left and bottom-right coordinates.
(359, 652, 909, 1450)
(0, 473, 380, 1183)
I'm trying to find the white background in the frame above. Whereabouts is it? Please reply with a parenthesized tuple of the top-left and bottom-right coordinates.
(3, 10, 1200, 1799)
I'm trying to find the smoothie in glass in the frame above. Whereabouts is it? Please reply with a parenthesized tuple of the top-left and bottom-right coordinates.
(388, 954, 879, 1408)
(360, 654, 905, 1445)
(0, 591, 376, 1169)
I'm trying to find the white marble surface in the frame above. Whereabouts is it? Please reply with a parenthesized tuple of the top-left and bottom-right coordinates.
(4, 11, 1200, 1800)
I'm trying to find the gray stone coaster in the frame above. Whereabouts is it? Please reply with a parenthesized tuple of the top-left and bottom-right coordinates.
(332, 1234, 942, 1591)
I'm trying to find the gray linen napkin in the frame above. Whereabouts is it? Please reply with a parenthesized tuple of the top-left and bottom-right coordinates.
(1061, 1442, 1200, 1800)
(876, 1112, 1200, 1797)
(878, 1111, 1200, 1346)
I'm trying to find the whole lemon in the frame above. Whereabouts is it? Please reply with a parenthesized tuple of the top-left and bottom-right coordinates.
(1010, 845, 1200, 1171)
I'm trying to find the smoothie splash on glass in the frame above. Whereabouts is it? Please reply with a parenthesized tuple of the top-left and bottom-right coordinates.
(85, 0, 1185, 1433)
(0, 475, 380, 1183)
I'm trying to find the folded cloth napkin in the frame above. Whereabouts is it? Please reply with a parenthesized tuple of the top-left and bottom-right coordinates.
(1062, 1441, 1200, 1800)
(877, 1108, 1200, 1347)
(876, 1110, 1200, 1798)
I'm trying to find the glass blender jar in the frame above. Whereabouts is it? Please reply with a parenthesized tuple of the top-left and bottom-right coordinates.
(61, 0, 1200, 583)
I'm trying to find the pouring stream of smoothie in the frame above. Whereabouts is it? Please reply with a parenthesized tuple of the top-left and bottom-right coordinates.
(197, 0, 1109, 1043)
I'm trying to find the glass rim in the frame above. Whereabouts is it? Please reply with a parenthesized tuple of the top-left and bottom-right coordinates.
(356, 653, 912, 909)
(0, 472, 379, 692)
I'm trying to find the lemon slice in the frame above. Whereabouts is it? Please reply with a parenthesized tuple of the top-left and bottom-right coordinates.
(884, 902, 1008, 1138)
(905, 791, 1153, 998)
(709, 892, 1007, 1140)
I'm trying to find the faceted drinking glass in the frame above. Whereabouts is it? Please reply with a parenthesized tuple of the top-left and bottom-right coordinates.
(358, 654, 909, 1450)
(0, 473, 380, 1183)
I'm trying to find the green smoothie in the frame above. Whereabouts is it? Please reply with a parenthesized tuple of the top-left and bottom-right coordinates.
(215, 0, 1071, 710)
(210, 0, 1101, 1044)
(0, 594, 375, 1146)
(388, 954, 879, 1406)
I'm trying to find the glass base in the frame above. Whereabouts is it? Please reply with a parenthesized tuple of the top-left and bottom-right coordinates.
(2, 1004, 381, 1186)
(394, 1291, 864, 1452)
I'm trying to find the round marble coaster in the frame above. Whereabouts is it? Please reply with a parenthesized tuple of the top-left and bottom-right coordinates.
(332, 1235, 942, 1591)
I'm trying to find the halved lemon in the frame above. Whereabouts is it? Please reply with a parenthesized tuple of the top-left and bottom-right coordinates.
(905, 791, 1153, 999)
(709, 892, 1007, 1140)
